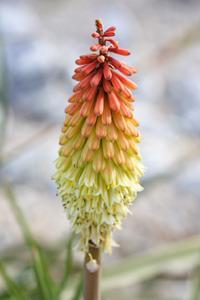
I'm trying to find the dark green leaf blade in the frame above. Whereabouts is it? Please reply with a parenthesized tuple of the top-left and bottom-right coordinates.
(57, 233, 75, 294)
(0, 262, 28, 300)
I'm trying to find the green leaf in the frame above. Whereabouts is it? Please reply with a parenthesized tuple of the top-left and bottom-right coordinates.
(31, 245, 57, 300)
(4, 184, 34, 248)
(0, 262, 28, 300)
(57, 233, 75, 294)
(0, 294, 12, 300)
(71, 275, 83, 300)
(103, 235, 200, 291)
(190, 254, 200, 300)
(3, 184, 57, 300)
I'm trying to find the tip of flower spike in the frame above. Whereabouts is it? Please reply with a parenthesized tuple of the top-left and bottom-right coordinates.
(71, 20, 137, 107)
(95, 19, 103, 31)
(90, 20, 131, 59)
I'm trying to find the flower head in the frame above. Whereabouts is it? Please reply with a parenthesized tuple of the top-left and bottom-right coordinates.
(55, 19, 144, 253)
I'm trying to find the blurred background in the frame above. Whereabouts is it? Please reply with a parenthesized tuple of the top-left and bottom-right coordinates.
(0, 0, 200, 299)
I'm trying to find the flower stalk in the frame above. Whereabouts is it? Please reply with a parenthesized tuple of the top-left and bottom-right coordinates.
(84, 243, 101, 300)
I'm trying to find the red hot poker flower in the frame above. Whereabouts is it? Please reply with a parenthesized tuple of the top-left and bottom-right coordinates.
(55, 19, 144, 253)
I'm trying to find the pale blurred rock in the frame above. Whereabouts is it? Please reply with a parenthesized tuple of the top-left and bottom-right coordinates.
(165, 45, 200, 134)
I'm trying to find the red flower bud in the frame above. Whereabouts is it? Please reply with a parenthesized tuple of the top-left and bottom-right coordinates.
(90, 44, 102, 51)
(108, 91, 121, 112)
(103, 31, 115, 37)
(111, 72, 124, 92)
(80, 60, 98, 75)
(80, 54, 98, 60)
(102, 100, 112, 125)
(108, 56, 122, 68)
(103, 62, 112, 80)
(73, 72, 94, 92)
(65, 103, 81, 115)
(104, 26, 116, 33)
(86, 110, 97, 125)
(72, 72, 86, 81)
(121, 87, 134, 100)
(90, 68, 103, 87)
(120, 101, 132, 118)
(95, 19, 103, 31)
(80, 99, 93, 117)
(103, 79, 112, 93)
(105, 39, 119, 48)
(118, 64, 136, 76)
(109, 47, 131, 56)
(94, 88, 104, 116)
(109, 57, 136, 76)
(91, 32, 100, 38)
(83, 86, 97, 101)
(75, 56, 97, 65)
(115, 72, 137, 90)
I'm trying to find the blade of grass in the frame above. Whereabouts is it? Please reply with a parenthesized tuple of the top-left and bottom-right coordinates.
(0, 293, 12, 300)
(4, 184, 34, 247)
(190, 254, 200, 300)
(103, 236, 200, 291)
(71, 275, 83, 300)
(31, 245, 57, 300)
(57, 233, 75, 294)
(3, 183, 57, 300)
(0, 262, 28, 300)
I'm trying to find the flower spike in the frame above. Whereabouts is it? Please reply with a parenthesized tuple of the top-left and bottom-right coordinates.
(54, 20, 144, 253)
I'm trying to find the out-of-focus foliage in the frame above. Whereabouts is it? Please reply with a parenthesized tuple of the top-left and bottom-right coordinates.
(0, 35, 9, 150)
(0, 184, 83, 300)
(1, 184, 200, 300)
